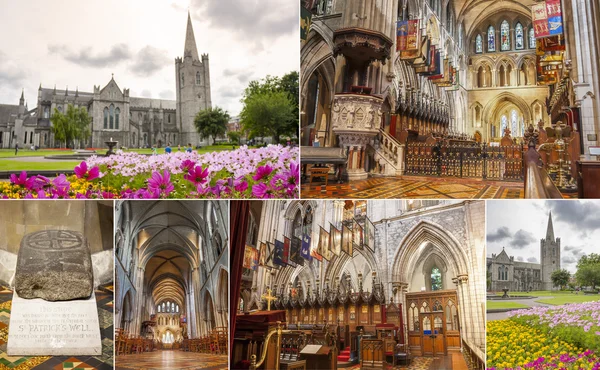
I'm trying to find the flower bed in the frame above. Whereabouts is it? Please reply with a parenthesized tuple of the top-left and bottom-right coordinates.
(487, 302, 600, 370)
(0, 145, 299, 199)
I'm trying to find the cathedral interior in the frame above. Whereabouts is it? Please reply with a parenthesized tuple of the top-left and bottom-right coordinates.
(300, 0, 600, 200)
(114, 201, 228, 369)
(231, 200, 486, 369)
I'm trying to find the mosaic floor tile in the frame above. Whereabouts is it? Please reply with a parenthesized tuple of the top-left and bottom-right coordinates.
(116, 351, 228, 370)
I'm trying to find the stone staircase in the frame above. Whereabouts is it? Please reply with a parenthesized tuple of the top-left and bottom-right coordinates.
(368, 129, 405, 176)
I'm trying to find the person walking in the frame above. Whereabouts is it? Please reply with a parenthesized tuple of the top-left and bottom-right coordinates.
(14, 143, 18, 155)
(165, 143, 172, 154)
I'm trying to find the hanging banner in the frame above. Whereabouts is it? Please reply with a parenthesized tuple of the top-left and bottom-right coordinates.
(352, 219, 363, 250)
(310, 247, 323, 261)
(301, 6, 313, 42)
(274, 239, 285, 267)
(330, 222, 342, 256)
(397, 20, 408, 51)
(291, 236, 303, 265)
(301, 234, 312, 261)
(265, 241, 277, 269)
(342, 224, 353, 256)
(283, 237, 292, 266)
(363, 217, 375, 252)
(397, 20, 420, 52)
(401, 31, 428, 61)
(258, 242, 268, 267)
(532, 0, 563, 39)
(243, 245, 258, 271)
(319, 226, 331, 261)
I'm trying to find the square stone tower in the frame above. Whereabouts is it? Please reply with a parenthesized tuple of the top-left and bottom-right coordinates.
(175, 12, 212, 147)
(541, 211, 560, 291)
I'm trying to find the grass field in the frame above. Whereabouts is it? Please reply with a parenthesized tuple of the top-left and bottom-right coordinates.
(487, 301, 530, 310)
(0, 145, 253, 158)
(495, 290, 576, 297)
(0, 160, 80, 171)
(535, 295, 600, 305)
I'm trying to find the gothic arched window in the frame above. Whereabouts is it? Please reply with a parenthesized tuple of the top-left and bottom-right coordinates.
(196, 71, 201, 85)
(103, 107, 108, 129)
(529, 27, 536, 49)
(176, 304, 179, 313)
(431, 267, 442, 290)
(162, 302, 166, 312)
(115, 107, 120, 129)
(109, 104, 114, 129)
(172, 302, 175, 312)
(511, 110, 518, 136)
(501, 115, 508, 135)
(515, 22, 524, 50)
(475, 34, 483, 54)
(487, 26, 496, 52)
(500, 21, 510, 51)
(158, 304, 161, 313)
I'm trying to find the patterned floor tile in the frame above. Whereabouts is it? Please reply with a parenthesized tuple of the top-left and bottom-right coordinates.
(116, 351, 227, 370)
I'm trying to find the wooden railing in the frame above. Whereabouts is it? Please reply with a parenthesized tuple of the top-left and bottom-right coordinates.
(524, 144, 563, 199)
(462, 339, 485, 370)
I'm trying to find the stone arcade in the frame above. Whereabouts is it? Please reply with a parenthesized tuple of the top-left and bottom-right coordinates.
(231, 200, 486, 369)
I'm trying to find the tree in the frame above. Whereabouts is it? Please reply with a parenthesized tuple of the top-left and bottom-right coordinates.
(240, 72, 299, 144)
(551, 269, 571, 290)
(240, 90, 295, 144)
(50, 104, 91, 149)
(575, 253, 600, 290)
(193, 107, 230, 145)
(577, 253, 600, 268)
(227, 131, 241, 145)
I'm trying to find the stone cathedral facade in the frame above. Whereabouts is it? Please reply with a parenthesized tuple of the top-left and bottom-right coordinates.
(487, 212, 561, 292)
(0, 12, 211, 149)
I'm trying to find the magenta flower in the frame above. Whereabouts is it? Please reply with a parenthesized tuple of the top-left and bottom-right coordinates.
(74, 161, 100, 181)
(251, 183, 274, 198)
(10, 171, 34, 189)
(235, 180, 248, 192)
(147, 170, 174, 197)
(252, 165, 273, 181)
(184, 165, 209, 185)
(180, 159, 196, 172)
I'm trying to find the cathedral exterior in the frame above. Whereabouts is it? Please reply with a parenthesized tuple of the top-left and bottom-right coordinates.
(0, 13, 211, 149)
(487, 213, 561, 292)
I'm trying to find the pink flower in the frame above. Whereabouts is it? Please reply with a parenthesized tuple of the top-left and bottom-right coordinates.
(251, 183, 274, 198)
(235, 180, 248, 193)
(252, 165, 273, 181)
(147, 170, 174, 197)
(10, 171, 34, 189)
(184, 165, 209, 185)
(74, 161, 100, 181)
(180, 159, 196, 172)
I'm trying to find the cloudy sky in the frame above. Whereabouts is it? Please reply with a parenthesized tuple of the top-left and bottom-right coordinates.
(0, 0, 299, 116)
(487, 200, 600, 273)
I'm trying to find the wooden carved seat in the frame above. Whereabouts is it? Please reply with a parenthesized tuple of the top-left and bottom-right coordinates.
(309, 166, 330, 186)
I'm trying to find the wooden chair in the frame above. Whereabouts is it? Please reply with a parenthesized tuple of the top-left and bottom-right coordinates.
(309, 166, 330, 186)
(216, 327, 228, 355)
(393, 344, 411, 366)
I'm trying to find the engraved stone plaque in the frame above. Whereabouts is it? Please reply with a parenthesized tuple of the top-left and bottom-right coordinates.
(7, 292, 102, 355)
(15, 230, 93, 301)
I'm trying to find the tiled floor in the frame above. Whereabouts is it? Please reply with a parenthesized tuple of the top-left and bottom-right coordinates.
(302, 175, 525, 199)
(346, 354, 467, 369)
(0, 284, 113, 370)
(115, 351, 228, 370)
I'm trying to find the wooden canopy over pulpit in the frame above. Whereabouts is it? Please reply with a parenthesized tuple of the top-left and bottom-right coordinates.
(232, 310, 286, 369)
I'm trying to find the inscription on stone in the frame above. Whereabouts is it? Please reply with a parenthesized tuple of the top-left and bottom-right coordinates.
(15, 230, 93, 301)
(7, 293, 102, 355)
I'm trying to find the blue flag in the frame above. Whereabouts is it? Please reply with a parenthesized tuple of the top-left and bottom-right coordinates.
(301, 234, 312, 261)
(274, 239, 285, 267)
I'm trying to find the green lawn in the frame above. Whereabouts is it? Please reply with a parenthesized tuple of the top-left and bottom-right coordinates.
(535, 295, 600, 305)
(0, 145, 254, 158)
(495, 290, 576, 297)
(0, 149, 77, 158)
(487, 301, 530, 310)
(0, 160, 80, 172)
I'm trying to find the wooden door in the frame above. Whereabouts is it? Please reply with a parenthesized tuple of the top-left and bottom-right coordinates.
(421, 314, 433, 355)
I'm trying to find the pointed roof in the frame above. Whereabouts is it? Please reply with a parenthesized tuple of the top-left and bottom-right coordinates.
(546, 211, 555, 240)
(184, 11, 200, 61)
(20, 89, 24, 104)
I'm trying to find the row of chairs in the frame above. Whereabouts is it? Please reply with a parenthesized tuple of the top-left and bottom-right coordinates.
(181, 327, 228, 355)
(116, 328, 155, 355)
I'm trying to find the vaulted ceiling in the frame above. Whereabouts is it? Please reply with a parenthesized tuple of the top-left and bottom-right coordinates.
(452, 0, 537, 38)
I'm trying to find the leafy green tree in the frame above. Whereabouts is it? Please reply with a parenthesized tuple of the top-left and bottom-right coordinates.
(240, 90, 295, 144)
(240, 72, 299, 144)
(50, 104, 91, 148)
(576, 264, 600, 289)
(227, 131, 241, 145)
(193, 107, 230, 145)
(551, 269, 571, 290)
(577, 253, 600, 268)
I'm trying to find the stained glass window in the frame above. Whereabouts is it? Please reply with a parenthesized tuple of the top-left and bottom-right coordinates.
(515, 22, 524, 50)
(431, 267, 442, 291)
(172, 302, 175, 312)
(487, 26, 496, 52)
(511, 110, 518, 136)
(529, 27, 536, 49)
(501, 21, 510, 51)
(475, 34, 483, 54)
(158, 305, 161, 313)
(501, 115, 507, 135)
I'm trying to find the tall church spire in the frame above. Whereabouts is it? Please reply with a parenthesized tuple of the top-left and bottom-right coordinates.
(184, 11, 200, 61)
(546, 211, 555, 240)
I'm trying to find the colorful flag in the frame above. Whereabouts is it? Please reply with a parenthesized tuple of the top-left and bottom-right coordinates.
(301, 234, 312, 261)
(291, 236, 303, 266)
(283, 237, 291, 266)
(396, 20, 408, 51)
(301, 6, 313, 42)
(243, 245, 258, 270)
(406, 20, 420, 50)
(330, 223, 342, 256)
(319, 227, 330, 261)
(258, 242, 268, 267)
(364, 217, 375, 252)
(274, 239, 285, 267)
(342, 224, 353, 256)
(266, 241, 277, 269)
(353, 219, 363, 249)
(532, 0, 563, 39)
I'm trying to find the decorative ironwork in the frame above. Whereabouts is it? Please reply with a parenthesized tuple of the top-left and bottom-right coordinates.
(405, 142, 524, 181)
